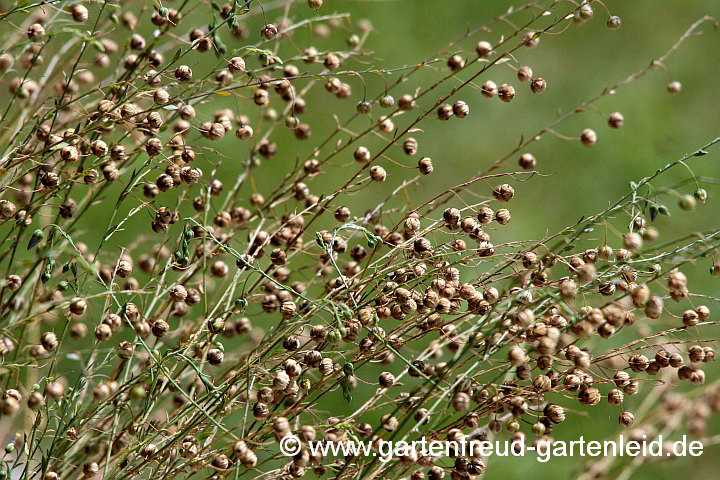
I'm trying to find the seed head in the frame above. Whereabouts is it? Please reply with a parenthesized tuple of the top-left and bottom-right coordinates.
(498, 84, 516, 102)
(667, 81, 682, 95)
(175, 65, 192, 82)
(530, 78, 547, 94)
(580, 128, 597, 146)
(607, 15, 622, 29)
(70, 4, 89, 23)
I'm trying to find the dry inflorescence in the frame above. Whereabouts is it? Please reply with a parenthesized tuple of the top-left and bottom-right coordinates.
(0, 1, 718, 480)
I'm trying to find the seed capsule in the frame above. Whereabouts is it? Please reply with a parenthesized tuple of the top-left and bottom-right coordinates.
(580, 128, 597, 146)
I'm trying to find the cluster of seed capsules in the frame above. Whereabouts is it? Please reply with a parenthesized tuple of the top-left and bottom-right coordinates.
(0, 1, 717, 480)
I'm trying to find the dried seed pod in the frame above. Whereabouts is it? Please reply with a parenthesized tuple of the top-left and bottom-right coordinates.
(492, 184, 515, 202)
(40, 332, 58, 351)
(437, 103, 453, 120)
(475, 41, 492, 57)
(498, 84, 515, 102)
(370, 166, 386, 182)
(403, 137, 418, 155)
(667, 81, 682, 95)
(608, 112, 625, 128)
(645, 295, 663, 319)
(618, 411, 634, 427)
(207, 348, 224, 366)
(261, 24, 278, 40)
(379, 372, 395, 388)
(580, 128, 597, 146)
(481, 80, 498, 97)
(607, 16, 622, 29)
(175, 65, 192, 82)
(530, 78, 547, 93)
(452, 101, 469, 118)
(418, 157, 433, 175)
(518, 153, 536, 169)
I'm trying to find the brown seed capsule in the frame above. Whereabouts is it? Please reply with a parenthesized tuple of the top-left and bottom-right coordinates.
(232, 124, 254, 141)
(530, 78, 547, 94)
(607, 15, 622, 29)
(261, 24, 278, 40)
(41, 332, 58, 351)
(254, 89, 269, 106)
(370, 166, 386, 182)
(60, 145, 79, 162)
(498, 84, 515, 102)
(207, 348, 224, 366)
(175, 65, 192, 82)
(0, 54, 13, 73)
(6, 275, 21, 291)
(334, 206, 351, 222)
(703, 347, 715, 363)
(2, 390, 21, 416)
(668, 352, 683, 368)
(495, 209, 511, 225)
(618, 411, 634, 427)
(518, 153, 536, 169)
(0, 199, 17, 220)
(83, 462, 99, 478)
(517, 66, 533, 82)
(452, 101, 470, 118)
(414, 237, 432, 253)
(228, 56, 246, 73)
(28, 391, 44, 411)
(69, 298, 87, 315)
(151, 320, 169, 338)
(607, 388, 624, 405)
(452, 392, 470, 411)
(403, 137, 418, 155)
(644, 295, 663, 319)
(481, 80, 498, 98)
(46, 381, 65, 399)
(169, 285, 188, 302)
(623, 232, 642, 251)
(508, 346, 527, 367)
(27, 23, 45, 40)
(492, 184, 515, 202)
(212, 454, 230, 469)
(324, 53, 341, 70)
(280, 301, 297, 319)
(437, 103, 453, 120)
(95, 323, 112, 341)
(683, 309, 699, 327)
(629, 354, 649, 372)
(667, 81, 682, 95)
(688, 345, 706, 363)
(475, 40, 493, 57)
(544, 404, 565, 424)
(418, 157, 433, 175)
(156, 174, 174, 192)
(579, 387, 602, 406)
(523, 31, 539, 47)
